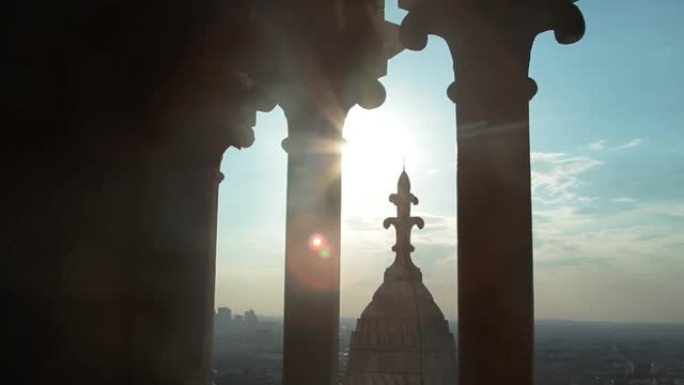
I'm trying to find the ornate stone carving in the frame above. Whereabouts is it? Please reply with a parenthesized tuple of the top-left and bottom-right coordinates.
(399, 0, 585, 101)
(253, 0, 402, 137)
(383, 170, 425, 281)
(151, 3, 276, 167)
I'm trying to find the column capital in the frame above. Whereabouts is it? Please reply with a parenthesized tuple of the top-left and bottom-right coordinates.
(151, 0, 278, 168)
(155, 71, 273, 173)
(281, 136, 346, 156)
(252, 0, 403, 138)
(399, 0, 585, 101)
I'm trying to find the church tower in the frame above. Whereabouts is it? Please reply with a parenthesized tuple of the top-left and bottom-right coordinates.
(344, 170, 457, 385)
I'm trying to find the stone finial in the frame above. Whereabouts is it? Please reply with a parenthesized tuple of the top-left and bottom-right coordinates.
(383, 170, 425, 280)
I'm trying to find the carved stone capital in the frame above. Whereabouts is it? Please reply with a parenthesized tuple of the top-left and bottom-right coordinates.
(222, 74, 276, 151)
(281, 135, 346, 156)
(399, 0, 585, 101)
(151, 2, 277, 169)
(252, 0, 403, 139)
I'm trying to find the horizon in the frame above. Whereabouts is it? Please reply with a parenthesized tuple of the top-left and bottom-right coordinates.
(223, 312, 684, 327)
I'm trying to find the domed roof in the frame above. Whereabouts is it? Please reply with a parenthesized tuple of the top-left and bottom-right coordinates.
(343, 171, 457, 385)
(360, 277, 445, 321)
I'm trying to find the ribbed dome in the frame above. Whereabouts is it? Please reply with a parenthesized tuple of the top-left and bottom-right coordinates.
(343, 171, 457, 385)
(360, 278, 444, 321)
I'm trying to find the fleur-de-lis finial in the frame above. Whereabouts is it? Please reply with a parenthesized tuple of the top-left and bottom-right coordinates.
(383, 170, 425, 280)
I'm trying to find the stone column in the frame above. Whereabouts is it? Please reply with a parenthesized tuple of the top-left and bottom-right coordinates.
(281, 121, 346, 385)
(254, 1, 402, 384)
(398, 1, 585, 384)
(133, 72, 267, 385)
(277, 85, 389, 385)
(135, 158, 224, 385)
(4, 1, 270, 384)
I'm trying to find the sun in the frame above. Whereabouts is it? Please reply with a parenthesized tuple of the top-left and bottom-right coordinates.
(341, 107, 419, 219)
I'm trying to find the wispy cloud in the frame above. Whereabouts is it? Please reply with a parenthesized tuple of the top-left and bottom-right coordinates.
(671, 205, 684, 217)
(533, 201, 684, 323)
(535, 254, 684, 323)
(413, 214, 457, 246)
(589, 140, 606, 151)
(615, 138, 643, 150)
(613, 196, 636, 203)
(531, 152, 603, 204)
(532, 162, 684, 323)
(586, 138, 643, 151)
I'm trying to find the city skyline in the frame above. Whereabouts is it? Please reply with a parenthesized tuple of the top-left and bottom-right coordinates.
(212, 315, 684, 385)
(215, 0, 684, 323)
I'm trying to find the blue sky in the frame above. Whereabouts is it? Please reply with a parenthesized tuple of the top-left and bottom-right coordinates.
(216, 0, 684, 323)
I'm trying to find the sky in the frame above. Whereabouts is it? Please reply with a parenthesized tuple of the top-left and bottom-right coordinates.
(215, 0, 684, 323)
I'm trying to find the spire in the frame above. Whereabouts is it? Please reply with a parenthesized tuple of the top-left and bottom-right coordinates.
(383, 170, 424, 281)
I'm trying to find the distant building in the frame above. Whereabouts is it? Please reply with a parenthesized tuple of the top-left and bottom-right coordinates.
(245, 309, 259, 327)
(215, 307, 232, 334)
(343, 171, 457, 385)
(634, 361, 656, 379)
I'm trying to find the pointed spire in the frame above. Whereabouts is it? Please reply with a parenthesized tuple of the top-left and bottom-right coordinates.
(383, 170, 424, 281)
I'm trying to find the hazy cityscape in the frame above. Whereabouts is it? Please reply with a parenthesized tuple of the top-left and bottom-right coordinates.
(212, 308, 684, 385)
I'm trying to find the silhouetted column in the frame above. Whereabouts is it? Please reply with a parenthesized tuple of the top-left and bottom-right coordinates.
(398, 1, 585, 384)
(3, 1, 265, 384)
(132, 67, 267, 384)
(281, 126, 345, 385)
(253, 1, 402, 384)
(277, 88, 388, 385)
(134, 157, 224, 385)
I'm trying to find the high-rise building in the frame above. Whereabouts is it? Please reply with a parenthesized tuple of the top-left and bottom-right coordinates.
(344, 170, 457, 385)
(215, 307, 232, 334)
(245, 309, 259, 327)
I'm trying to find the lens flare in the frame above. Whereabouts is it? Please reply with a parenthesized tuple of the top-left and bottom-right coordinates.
(308, 233, 331, 259)
(308, 233, 324, 249)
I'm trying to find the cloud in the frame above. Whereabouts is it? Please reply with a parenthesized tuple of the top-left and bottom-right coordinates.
(343, 216, 385, 233)
(413, 214, 457, 246)
(615, 138, 643, 150)
(589, 140, 606, 151)
(533, 199, 684, 323)
(586, 138, 643, 151)
(671, 205, 684, 217)
(531, 152, 603, 204)
(613, 196, 636, 203)
(535, 254, 684, 323)
(534, 201, 684, 260)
